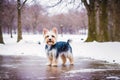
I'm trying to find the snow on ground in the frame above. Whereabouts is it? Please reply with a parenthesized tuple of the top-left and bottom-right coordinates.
(66, 69, 120, 73)
(0, 34, 120, 63)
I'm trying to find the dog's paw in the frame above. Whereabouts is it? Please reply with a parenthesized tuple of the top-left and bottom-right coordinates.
(46, 63, 51, 66)
(62, 64, 66, 67)
(52, 64, 57, 67)
(70, 63, 74, 66)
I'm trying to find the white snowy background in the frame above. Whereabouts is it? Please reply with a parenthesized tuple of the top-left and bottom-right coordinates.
(0, 34, 120, 64)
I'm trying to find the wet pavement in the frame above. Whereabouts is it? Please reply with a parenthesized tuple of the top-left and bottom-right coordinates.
(0, 55, 120, 80)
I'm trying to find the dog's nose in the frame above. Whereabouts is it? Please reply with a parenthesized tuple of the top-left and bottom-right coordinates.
(49, 39, 52, 41)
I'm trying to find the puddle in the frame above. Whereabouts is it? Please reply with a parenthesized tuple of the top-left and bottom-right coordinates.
(0, 55, 120, 80)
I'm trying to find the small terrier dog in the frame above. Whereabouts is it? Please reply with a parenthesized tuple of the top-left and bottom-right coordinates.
(43, 27, 74, 67)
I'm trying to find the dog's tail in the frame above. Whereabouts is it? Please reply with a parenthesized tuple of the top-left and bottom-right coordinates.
(67, 39, 72, 43)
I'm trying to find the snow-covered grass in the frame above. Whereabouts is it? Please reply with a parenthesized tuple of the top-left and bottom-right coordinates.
(0, 34, 120, 64)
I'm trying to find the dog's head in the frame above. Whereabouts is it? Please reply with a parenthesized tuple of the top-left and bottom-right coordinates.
(43, 27, 58, 46)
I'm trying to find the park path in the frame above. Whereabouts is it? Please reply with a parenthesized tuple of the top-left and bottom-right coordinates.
(0, 55, 120, 80)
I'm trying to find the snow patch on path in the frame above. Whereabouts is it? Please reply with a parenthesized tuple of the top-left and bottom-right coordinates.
(66, 69, 120, 73)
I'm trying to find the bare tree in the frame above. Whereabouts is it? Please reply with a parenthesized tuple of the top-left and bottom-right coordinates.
(17, 0, 27, 42)
(22, 2, 46, 34)
(5, 0, 16, 38)
(0, 0, 5, 44)
(81, 0, 97, 42)
(31, 2, 44, 34)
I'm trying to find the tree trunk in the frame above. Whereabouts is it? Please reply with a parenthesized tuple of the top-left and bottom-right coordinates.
(97, 0, 109, 42)
(10, 24, 13, 38)
(86, 10, 97, 42)
(0, 0, 4, 44)
(0, 26, 4, 44)
(10, 14, 14, 38)
(112, 0, 120, 41)
(82, 0, 120, 42)
(17, 0, 22, 42)
(82, 0, 97, 42)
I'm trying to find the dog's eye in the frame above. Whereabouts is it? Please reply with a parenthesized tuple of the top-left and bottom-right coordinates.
(52, 35, 55, 38)
(45, 35, 49, 38)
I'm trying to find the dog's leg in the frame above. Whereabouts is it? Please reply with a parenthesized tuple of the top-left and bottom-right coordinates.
(67, 53, 74, 65)
(52, 57, 58, 67)
(46, 57, 52, 66)
(52, 53, 58, 67)
(61, 55, 66, 66)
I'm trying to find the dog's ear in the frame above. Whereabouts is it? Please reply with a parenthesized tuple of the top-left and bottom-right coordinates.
(43, 28, 48, 35)
(52, 27, 57, 34)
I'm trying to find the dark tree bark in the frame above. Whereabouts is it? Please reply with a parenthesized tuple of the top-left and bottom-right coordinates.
(82, 0, 120, 42)
(97, 0, 109, 42)
(0, 26, 4, 44)
(10, 17, 14, 38)
(82, 0, 97, 42)
(17, 0, 27, 42)
(0, 0, 4, 44)
(111, 0, 120, 41)
(17, 0, 22, 42)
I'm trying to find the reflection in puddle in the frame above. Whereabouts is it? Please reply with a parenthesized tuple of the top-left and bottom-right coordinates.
(46, 65, 74, 79)
(0, 55, 120, 80)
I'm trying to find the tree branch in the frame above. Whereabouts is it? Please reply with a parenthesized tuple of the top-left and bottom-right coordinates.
(81, 0, 90, 11)
(76, 1, 82, 9)
(68, 0, 75, 4)
(46, 0, 62, 8)
(20, 0, 27, 9)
